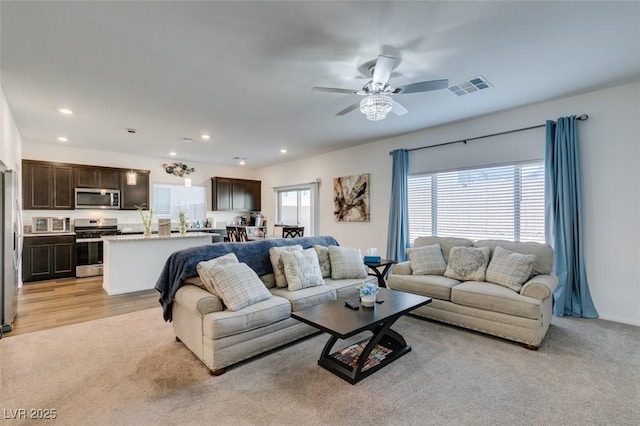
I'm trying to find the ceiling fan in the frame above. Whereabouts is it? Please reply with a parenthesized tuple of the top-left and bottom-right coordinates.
(312, 55, 448, 121)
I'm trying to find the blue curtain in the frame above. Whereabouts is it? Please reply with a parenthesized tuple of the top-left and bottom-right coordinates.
(387, 149, 409, 261)
(545, 116, 598, 318)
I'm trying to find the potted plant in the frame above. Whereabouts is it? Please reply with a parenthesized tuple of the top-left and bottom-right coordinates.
(358, 282, 380, 307)
(135, 204, 153, 237)
(178, 208, 187, 235)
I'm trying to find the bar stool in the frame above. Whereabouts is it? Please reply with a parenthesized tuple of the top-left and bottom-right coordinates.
(282, 226, 304, 238)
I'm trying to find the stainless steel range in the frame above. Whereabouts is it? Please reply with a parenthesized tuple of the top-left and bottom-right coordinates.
(74, 218, 120, 278)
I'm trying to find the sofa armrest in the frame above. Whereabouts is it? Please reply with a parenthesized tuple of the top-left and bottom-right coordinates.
(174, 284, 224, 316)
(520, 274, 559, 300)
(391, 261, 412, 275)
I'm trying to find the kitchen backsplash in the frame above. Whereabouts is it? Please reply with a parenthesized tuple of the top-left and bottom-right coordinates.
(21, 209, 241, 230)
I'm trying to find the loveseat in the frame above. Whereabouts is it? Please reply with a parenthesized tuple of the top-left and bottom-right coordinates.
(155, 236, 377, 374)
(387, 237, 558, 348)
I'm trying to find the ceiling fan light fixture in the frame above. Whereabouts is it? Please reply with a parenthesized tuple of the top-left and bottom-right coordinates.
(360, 93, 393, 121)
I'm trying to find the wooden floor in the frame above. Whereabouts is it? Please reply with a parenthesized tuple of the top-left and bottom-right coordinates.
(5, 276, 160, 337)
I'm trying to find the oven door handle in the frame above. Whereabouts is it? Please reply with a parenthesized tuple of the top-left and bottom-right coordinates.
(76, 238, 104, 243)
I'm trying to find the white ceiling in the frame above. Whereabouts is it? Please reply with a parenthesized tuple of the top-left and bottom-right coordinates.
(2, 1, 639, 168)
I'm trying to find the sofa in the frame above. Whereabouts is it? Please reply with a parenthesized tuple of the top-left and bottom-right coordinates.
(387, 237, 558, 349)
(155, 236, 377, 374)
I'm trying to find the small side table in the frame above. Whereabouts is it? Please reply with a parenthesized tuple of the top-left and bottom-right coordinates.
(364, 259, 397, 288)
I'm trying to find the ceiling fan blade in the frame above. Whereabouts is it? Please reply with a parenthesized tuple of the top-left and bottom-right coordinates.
(336, 102, 361, 116)
(312, 87, 357, 94)
(372, 55, 395, 87)
(394, 79, 449, 94)
(391, 99, 408, 116)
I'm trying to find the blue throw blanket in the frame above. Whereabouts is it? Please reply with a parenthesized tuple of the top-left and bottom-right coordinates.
(154, 235, 339, 321)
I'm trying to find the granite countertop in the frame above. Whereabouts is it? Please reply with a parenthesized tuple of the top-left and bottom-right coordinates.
(119, 227, 224, 234)
(102, 232, 215, 242)
(24, 232, 76, 237)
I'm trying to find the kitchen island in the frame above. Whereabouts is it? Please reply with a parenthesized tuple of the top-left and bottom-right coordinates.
(102, 232, 214, 295)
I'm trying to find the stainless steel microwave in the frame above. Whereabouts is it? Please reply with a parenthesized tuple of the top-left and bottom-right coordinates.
(75, 188, 120, 209)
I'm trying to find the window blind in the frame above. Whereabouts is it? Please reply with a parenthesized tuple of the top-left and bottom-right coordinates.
(408, 161, 545, 243)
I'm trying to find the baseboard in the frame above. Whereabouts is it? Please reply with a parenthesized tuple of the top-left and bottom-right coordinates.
(597, 314, 640, 327)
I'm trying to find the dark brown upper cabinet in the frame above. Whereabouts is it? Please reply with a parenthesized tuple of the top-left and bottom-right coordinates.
(119, 170, 150, 210)
(75, 166, 120, 189)
(22, 160, 74, 210)
(22, 159, 150, 211)
(211, 177, 261, 211)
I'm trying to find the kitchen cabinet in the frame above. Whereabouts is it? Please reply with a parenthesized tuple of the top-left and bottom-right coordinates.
(119, 170, 150, 210)
(22, 159, 151, 211)
(22, 160, 74, 210)
(75, 166, 120, 189)
(211, 177, 261, 211)
(22, 235, 76, 282)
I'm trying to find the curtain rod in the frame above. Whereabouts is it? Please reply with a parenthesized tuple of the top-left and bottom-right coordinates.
(389, 114, 589, 155)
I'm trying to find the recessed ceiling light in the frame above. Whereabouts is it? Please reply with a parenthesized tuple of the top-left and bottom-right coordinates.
(184, 138, 192, 143)
(239, 160, 246, 166)
(57, 108, 73, 115)
(169, 151, 177, 156)
(57, 137, 68, 142)
(280, 149, 287, 154)
(201, 134, 210, 140)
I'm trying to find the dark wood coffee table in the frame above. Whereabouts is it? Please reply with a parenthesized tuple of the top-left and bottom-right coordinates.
(291, 288, 431, 384)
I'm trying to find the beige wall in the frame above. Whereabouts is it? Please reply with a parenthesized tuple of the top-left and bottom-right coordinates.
(257, 81, 640, 326)
(0, 86, 22, 171)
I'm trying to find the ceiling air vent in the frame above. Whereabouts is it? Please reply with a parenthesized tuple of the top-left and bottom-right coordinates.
(448, 76, 492, 96)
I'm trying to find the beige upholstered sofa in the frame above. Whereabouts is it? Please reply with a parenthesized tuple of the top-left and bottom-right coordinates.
(164, 236, 377, 375)
(387, 237, 558, 348)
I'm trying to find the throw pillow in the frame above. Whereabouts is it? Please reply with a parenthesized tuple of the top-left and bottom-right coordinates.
(269, 245, 304, 288)
(313, 245, 331, 278)
(281, 248, 325, 291)
(328, 246, 368, 280)
(196, 253, 240, 296)
(407, 244, 447, 275)
(486, 246, 536, 292)
(444, 246, 491, 282)
(207, 263, 272, 311)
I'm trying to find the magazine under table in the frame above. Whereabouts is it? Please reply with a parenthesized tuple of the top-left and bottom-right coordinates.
(319, 318, 410, 384)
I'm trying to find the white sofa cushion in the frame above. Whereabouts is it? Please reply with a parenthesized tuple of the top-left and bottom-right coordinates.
(269, 245, 303, 288)
(451, 281, 542, 320)
(196, 253, 240, 297)
(270, 285, 336, 312)
(444, 246, 491, 282)
(414, 236, 474, 263)
(202, 296, 292, 340)
(387, 274, 461, 301)
(281, 248, 325, 291)
(313, 245, 332, 278)
(207, 263, 272, 311)
(486, 246, 536, 292)
(474, 239, 554, 275)
(324, 276, 376, 299)
(328, 246, 368, 279)
(407, 243, 447, 275)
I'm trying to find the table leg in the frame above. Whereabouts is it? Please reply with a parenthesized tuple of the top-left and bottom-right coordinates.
(317, 313, 411, 384)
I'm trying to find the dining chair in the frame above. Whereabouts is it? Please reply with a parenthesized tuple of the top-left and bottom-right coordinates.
(282, 226, 304, 238)
(226, 226, 248, 242)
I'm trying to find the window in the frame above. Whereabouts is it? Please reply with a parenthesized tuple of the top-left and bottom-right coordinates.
(152, 184, 205, 221)
(408, 161, 545, 243)
(274, 181, 319, 236)
(277, 188, 310, 229)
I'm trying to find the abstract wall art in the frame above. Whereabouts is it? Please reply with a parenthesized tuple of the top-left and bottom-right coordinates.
(333, 173, 370, 222)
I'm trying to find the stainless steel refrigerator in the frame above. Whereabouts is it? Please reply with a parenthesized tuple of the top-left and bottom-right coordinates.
(1, 170, 22, 337)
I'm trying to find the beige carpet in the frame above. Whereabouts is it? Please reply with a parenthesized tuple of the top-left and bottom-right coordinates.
(1, 307, 639, 425)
